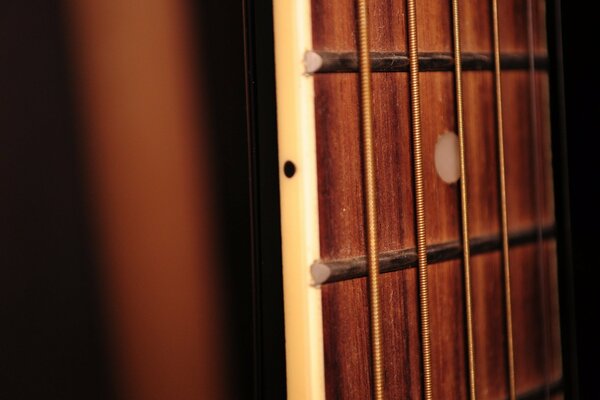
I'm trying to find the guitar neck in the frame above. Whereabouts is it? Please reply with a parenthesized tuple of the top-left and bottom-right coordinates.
(271, 0, 568, 398)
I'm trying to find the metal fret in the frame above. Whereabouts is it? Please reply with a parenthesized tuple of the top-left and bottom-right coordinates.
(311, 225, 556, 285)
(305, 51, 548, 74)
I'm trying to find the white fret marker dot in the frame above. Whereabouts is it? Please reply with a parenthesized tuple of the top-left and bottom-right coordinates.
(434, 131, 461, 184)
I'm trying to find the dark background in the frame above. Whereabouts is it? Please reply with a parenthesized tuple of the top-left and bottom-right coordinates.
(561, 0, 600, 397)
(0, 0, 596, 399)
(0, 2, 111, 398)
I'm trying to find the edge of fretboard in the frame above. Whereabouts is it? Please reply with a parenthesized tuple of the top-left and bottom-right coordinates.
(517, 378, 563, 400)
(313, 224, 556, 285)
(310, 51, 548, 74)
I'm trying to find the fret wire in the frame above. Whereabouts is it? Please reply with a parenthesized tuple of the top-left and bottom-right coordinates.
(406, 0, 433, 399)
(312, 225, 556, 285)
(526, 0, 551, 398)
(491, 1, 517, 399)
(311, 51, 548, 74)
(451, 0, 477, 398)
(356, 0, 385, 398)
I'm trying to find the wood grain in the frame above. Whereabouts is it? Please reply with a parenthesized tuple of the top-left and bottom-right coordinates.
(311, 0, 561, 398)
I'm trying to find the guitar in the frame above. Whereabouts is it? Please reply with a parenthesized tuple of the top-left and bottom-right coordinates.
(0, 0, 580, 399)
(59, 0, 579, 398)
(264, 0, 576, 398)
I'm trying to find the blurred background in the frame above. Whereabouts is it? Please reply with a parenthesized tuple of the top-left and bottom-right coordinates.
(0, 1, 263, 398)
(0, 1, 596, 399)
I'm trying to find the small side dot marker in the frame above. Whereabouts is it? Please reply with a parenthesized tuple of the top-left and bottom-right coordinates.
(283, 161, 296, 178)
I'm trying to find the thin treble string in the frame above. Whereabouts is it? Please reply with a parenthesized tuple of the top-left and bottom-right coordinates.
(356, 0, 385, 398)
(490, 0, 517, 399)
(526, 0, 551, 398)
(451, 0, 477, 398)
(405, 0, 433, 399)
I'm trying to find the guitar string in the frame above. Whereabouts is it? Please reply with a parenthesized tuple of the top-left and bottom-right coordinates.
(406, 0, 433, 398)
(450, 0, 477, 398)
(491, 1, 517, 398)
(526, 0, 551, 398)
(356, 0, 385, 398)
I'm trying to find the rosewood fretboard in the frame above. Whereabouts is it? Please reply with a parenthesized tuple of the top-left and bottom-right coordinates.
(310, 0, 562, 398)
